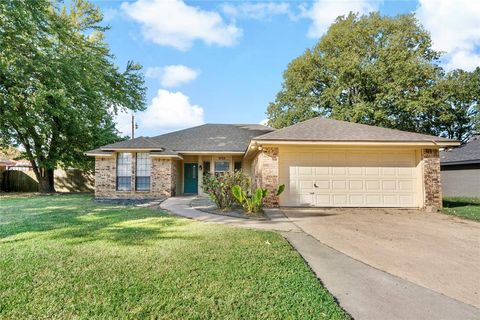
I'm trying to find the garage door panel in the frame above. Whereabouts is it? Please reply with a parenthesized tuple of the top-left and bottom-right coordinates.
(349, 194, 365, 206)
(399, 195, 415, 206)
(332, 180, 347, 190)
(298, 194, 314, 206)
(366, 180, 381, 191)
(382, 180, 397, 191)
(333, 195, 348, 206)
(332, 167, 346, 175)
(281, 149, 419, 208)
(399, 180, 415, 191)
(383, 195, 398, 206)
(365, 194, 382, 206)
(382, 167, 396, 176)
(315, 180, 330, 189)
(298, 167, 314, 175)
(398, 167, 414, 177)
(315, 167, 329, 175)
(349, 180, 364, 190)
(365, 167, 380, 176)
(315, 194, 330, 206)
(348, 167, 363, 175)
(299, 180, 314, 189)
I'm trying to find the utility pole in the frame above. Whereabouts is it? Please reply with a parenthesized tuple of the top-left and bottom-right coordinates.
(131, 114, 138, 139)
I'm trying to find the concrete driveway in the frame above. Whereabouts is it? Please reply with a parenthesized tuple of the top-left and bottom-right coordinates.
(282, 207, 480, 308)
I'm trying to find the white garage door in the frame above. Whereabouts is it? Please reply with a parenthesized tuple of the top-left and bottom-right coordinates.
(280, 149, 420, 207)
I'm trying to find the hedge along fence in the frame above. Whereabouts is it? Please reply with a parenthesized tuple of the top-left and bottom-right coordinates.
(1, 169, 94, 193)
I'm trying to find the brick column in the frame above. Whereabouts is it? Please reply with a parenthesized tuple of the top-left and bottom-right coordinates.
(422, 149, 442, 211)
(253, 147, 279, 208)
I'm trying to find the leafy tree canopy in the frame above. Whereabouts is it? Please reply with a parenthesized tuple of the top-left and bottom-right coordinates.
(267, 12, 479, 142)
(0, 0, 146, 192)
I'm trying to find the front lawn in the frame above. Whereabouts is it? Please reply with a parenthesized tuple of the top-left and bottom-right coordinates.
(442, 197, 480, 221)
(0, 194, 347, 319)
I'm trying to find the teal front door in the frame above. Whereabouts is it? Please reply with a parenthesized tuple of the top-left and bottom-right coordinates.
(184, 163, 198, 194)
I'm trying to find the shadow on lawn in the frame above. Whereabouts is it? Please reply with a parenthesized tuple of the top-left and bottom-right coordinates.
(0, 195, 198, 245)
(443, 199, 480, 208)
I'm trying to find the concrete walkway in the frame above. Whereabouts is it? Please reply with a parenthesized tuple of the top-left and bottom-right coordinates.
(160, 197, 479, 320)
(160, 196, 299, 232)
(286, 232, 479, 320)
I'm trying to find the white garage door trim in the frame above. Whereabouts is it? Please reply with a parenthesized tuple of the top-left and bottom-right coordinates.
(279, 147, 422, 208)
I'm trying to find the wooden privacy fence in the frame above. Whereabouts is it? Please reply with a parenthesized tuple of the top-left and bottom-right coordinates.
(1, 169, 94, 192)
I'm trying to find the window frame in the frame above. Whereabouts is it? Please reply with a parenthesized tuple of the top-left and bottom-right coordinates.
(116, 152, 132, 191)
(234, 161, 242, 171)
(214, 160, 230, 175)
(135, 152, 151, 192)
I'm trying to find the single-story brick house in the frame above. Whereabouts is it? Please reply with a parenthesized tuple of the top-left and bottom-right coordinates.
(86, 117, 459, 210)
(440, 135, 480, 197)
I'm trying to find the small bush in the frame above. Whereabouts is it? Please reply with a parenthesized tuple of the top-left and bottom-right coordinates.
(202, 171, 250, 211)
(232, 184, 285, 215)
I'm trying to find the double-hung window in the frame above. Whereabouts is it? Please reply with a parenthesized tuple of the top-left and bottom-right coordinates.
(116, 153, 132, 191)
(214, 160, 230, 176)
(136, 153, 151, 191)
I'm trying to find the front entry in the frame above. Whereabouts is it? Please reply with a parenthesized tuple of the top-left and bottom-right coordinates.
(184, 163, 198, 194)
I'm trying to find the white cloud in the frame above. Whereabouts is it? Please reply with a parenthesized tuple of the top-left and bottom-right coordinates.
(443, 51, 480, 72)
(121, 0, 241, 51)
(137, 89, 204, 131)
(304, 0, 381, 38)
(416, 0, 480, 71)
(223, 2, 291, 20)
(114, 109, 134, 137)
(146, 65, 199, 88)
(103, 8, 119, 22)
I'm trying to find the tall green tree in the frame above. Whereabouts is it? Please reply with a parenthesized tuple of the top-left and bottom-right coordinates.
(267, 12, 478, 141)
(433, 68, 479, 142)
(0, 0, 146, 192)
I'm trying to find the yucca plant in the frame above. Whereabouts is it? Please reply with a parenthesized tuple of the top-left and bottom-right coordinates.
(232, 184, 285, 214)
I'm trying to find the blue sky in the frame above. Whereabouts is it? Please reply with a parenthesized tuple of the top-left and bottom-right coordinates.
(92, 0, 480, 137)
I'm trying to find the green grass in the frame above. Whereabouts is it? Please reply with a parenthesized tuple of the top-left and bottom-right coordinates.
(0, 194, 347, 319)
(442, 197, 480, 221)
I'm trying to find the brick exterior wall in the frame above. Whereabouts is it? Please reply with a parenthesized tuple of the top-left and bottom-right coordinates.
(252, 147, 280, 208)
(94, 154, 176, 199)
(422, 148, 442, 211)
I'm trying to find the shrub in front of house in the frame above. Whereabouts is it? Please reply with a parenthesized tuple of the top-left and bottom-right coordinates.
(232, 184, 285, 215)
(202, 171, 250, 211)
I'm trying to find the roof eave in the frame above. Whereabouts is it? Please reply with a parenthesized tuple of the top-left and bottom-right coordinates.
(440, 159, 480, 166)
(84, 152, 113, 157)
(150, 154, 184, 160)
(251, 139, 460, 147)
(100, 147, 164, 151)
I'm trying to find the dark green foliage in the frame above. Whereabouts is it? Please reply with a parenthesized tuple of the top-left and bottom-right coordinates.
(267, 13, 478, 142)
(202, 171, 250, 210)
(0, 0, 146, 192)
(232, 184, 285, 214)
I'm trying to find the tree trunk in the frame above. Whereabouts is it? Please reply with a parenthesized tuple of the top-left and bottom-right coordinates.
(38, 168, 56, 193)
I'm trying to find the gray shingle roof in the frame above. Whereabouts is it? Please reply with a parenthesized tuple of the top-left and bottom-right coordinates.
(254, 117, 455, 143)
(100, 136, 164, 150)
(441, 135, 480, 165)
(98, 124, 274, 152)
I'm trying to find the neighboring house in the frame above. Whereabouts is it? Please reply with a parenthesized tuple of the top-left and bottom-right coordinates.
(86, 117, 459, 210)
(440, 135, 480, 197)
